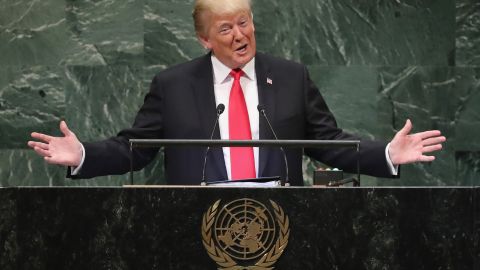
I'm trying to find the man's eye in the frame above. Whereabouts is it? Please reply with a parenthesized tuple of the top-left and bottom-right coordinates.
(219, 27, 231, 34)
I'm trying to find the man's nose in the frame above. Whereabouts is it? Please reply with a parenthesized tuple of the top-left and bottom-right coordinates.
(232, 25, 245, 41)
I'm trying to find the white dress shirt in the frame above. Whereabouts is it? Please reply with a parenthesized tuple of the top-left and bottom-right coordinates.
(211, 55, 259, 180)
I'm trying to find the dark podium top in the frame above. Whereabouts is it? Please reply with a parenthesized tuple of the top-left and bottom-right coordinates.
(0, 186, 477, 270)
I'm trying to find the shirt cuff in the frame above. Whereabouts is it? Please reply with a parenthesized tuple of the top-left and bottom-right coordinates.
(70, 143, 86, 175)
(385, 143, 399, 176)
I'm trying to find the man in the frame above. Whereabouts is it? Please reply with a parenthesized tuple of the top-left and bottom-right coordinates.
(27, 0, 445, 185)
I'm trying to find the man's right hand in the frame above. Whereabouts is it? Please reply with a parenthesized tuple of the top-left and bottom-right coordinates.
(28, 121, 83, 167)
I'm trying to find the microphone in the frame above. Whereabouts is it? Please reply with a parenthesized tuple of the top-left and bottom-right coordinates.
(257, 105, 290, 186)
(327, 177, 359, 187)
(201, 104, 225, 185)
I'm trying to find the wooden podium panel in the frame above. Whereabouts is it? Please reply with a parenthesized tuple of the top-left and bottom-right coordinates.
(0, 187, 476, 270)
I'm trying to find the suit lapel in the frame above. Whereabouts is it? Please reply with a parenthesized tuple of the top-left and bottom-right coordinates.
(255, 54, 276, 177)
(192, 54, 228, 180)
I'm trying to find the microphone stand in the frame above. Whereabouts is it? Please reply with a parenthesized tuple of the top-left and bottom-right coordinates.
(201, 104, 225, 185)
(257, 105, 290, 186)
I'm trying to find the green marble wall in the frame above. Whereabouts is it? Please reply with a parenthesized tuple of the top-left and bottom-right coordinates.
(0, 0, 478, 186)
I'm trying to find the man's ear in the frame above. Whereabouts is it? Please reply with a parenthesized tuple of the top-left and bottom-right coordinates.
(198, 34, 212, 50)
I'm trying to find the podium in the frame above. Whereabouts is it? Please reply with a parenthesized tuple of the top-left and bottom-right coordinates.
(0, 186, 476, 269)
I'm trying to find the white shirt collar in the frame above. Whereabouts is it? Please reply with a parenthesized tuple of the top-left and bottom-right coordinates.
(211, 54, 256, 84)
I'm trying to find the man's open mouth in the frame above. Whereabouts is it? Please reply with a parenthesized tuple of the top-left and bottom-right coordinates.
(235, 44, 248, 52)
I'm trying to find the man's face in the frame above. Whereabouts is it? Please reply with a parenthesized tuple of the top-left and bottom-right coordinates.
(199, 10, 256, 69)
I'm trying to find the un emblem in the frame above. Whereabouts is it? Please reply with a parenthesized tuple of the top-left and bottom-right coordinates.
(202, 198, 290, 270)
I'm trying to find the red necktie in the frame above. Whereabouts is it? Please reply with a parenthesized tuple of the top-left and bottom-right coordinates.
(229, 69, 256, 180)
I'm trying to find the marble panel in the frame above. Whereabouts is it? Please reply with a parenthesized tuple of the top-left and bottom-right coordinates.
(454, 68, 480, 151)
(302, 66, 479, 186)
(252, 0, 303, 61)
(254, 0, 455, 66)
(64, 65, 146, 139)
(456, 0, 480, 66)
(307, 66, 380, 138)
(0, 66, 65, 149)
(475, 188, 479, 269)
(144, 0, 204, 67)
(456, 151, 480, 187)
(63, 0, 144, 66)
(63, 65, 164, 186)
(374, 66, 461, 186)
(0, 150, 64, 186)
(144, 0, 455, 66)
(454, 67, 480, 186)
(0, 189, 16, 270)
(0, 0, 70, 65)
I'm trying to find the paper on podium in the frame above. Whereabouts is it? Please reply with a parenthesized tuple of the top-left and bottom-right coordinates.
(207, 181, 280, 187)
(204, 176, 281, 187)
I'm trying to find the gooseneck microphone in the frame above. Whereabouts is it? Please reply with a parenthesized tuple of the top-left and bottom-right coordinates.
(257, 105, 290, 186)
(201, 104, 225, 185)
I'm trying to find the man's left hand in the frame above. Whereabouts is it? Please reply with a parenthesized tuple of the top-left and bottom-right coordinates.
(388, 119, 446, 166)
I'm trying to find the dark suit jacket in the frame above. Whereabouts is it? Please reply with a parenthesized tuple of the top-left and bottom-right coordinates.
(72, 52, 393, 185)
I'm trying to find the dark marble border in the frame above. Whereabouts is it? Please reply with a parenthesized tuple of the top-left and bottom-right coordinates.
(0, 187, 475, 269)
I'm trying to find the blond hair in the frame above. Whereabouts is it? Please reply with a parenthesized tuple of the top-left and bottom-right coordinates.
(192, 0, 252, 36)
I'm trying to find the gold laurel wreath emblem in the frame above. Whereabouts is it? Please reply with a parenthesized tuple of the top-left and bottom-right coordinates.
(201, 199, 290, 270)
